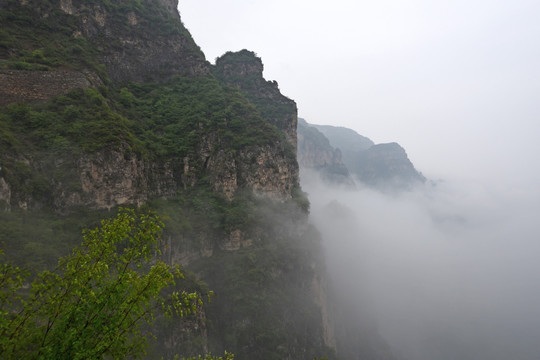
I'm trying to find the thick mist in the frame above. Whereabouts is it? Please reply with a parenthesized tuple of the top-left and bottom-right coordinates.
(302, 170, 540, 360)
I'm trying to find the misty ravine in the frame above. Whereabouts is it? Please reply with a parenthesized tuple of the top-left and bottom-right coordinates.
(302, 169, 540, 360)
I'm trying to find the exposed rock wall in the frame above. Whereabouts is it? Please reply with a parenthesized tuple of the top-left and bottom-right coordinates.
(239, 145, 297, 199)
(0, 70, 94, 106)
(191, 133, 298, 201)
(0, 176, 11, 210)
(6, 0, 209, 83)
(211, 50, 300, 199)
(60, 148, 177, 210)
(77, 0, 208, 83)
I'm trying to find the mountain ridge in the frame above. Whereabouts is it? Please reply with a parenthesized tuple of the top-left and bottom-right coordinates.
(298, 118, 425, 189)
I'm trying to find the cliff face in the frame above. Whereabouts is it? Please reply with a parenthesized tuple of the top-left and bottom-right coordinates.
(213, 50, 298, 150)
(0, 1, 299, 210)
(1, 0, 207, 88)
(0, 1, 335, 359)
(62, 0, 208, 82)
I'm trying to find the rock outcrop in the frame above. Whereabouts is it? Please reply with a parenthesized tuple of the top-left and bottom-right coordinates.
(55, 147, 177, 210)
(214, 50, 298, 150)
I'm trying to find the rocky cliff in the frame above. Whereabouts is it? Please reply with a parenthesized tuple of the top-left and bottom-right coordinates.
(0, 0, 299, 210)
(0, 1, 338, 359)
(213, 50, 298, 150)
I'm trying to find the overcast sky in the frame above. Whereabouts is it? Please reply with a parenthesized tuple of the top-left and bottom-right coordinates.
(179, 0, 540, 186)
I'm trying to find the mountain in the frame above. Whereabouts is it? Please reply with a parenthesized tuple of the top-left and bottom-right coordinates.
(0, 1, 399, 359)
(353, 142, 426, 188)
(299, 120, 425, 189)
(297, 119, 354, 186)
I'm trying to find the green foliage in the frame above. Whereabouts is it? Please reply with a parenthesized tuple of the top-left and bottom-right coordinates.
(189, 198, 335, 360)
(213, 51, 297, 158)
(0, 207, 112, 271)
(0, 2, 102, 74)
(0, 0, 202, 77)
(116, 76, 283, 159)
(0, 74, 287, 206)
(145, 188, 259, 254)
(0, 209, 202, 360)
(0, 88, 137, 154)
(292, 186, 310, 213)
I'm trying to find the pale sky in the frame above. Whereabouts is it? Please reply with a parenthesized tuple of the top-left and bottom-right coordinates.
(179, 0, 540, 185)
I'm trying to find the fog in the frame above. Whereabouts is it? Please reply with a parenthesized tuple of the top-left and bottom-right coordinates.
(302, 170, 540, 360)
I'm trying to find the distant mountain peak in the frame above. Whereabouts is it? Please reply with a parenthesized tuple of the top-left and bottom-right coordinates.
(298, 120, 425, 190)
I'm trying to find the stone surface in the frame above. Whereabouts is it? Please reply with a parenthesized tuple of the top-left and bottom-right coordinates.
(0, 176, 11, 210)
(51, 146, 177, 210)
(0, 70, 94, 106)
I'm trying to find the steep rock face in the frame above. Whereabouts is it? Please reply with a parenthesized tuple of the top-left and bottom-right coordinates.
(56, 147, 177, 210)
(74, 0, 208, 82)
(213, 50, 298, 150)
(0, 5, 299, 210)
(3, 0, 208, 83)
(188, 128, 297, 202)
(0, 148, 177, 212)
(0, 176, 11, 210)
(297, 118, 353, 186)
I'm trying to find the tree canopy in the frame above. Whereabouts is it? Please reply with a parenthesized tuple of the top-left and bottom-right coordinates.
(0, 208, 224, 360)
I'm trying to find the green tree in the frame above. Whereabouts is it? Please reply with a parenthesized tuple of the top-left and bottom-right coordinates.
(0, 208, 217, 360)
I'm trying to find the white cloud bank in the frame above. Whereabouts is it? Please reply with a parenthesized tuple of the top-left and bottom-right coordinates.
(303, 173, 540, 360)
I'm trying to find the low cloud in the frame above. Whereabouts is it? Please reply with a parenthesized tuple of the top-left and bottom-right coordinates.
(303, 171, 540, 360)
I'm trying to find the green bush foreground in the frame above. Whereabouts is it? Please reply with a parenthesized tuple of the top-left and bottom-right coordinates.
(0, 208, 232, 360)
